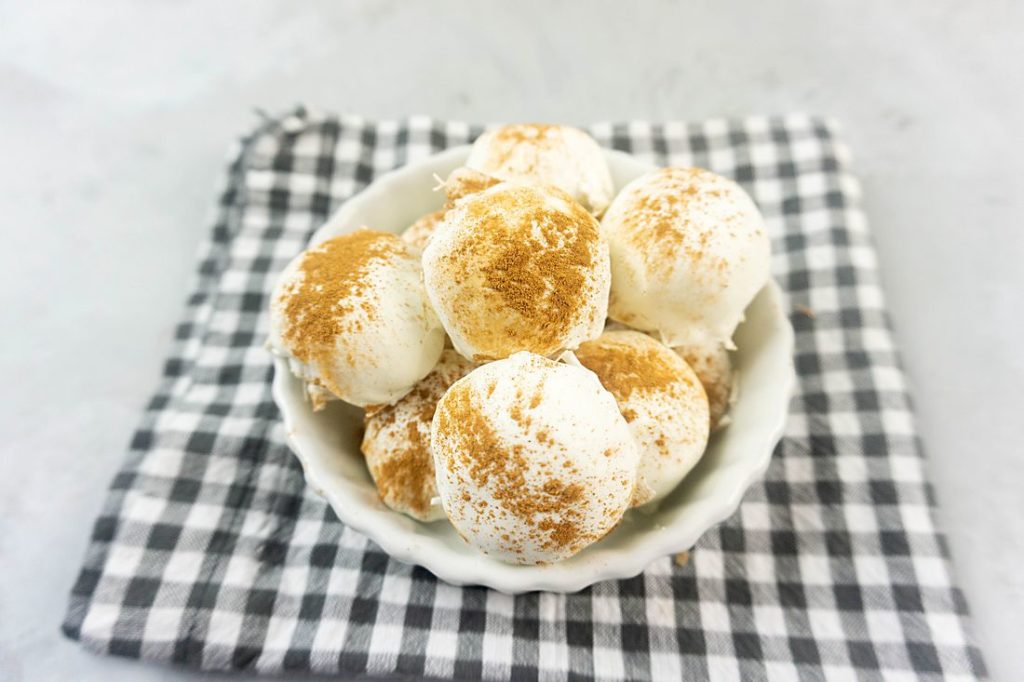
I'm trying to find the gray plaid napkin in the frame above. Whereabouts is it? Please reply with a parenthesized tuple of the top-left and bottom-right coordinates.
(62, 107, 986, 680)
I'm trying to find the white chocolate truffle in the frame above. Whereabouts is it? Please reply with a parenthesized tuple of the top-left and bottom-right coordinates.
(269, 230, 444, 408)
(361, 350, 476, 521)
(467, 124, 614, 215)
(422, 183, 610, 362)
(602, 167, 771, 348)
(575, 331, 710, 506)
(441, 167, 501, 207)
(675, 342, 735, 431)
(400, 169, 502, 251)
(609, 318, 735, 430)
(401, 210, 445, 251)
(431, 352, 639, 564)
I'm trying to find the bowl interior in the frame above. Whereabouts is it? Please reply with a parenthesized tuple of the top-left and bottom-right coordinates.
(275, 147, 794, 592)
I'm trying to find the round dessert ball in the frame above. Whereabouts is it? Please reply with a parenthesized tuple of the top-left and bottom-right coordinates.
(467, 124, 614, 215)
(575, 331, 710, 506)
(431, 352, 640, 564)
(401, 209, 445, 251)
(441, 167, 501, 207)
(675, 342, 735, 431)
(422, 182, 611, 362)
(605, 319, 734, 429)
(269, 229, 445, 408)
(361, 350, 476, 521)
(400, 169, 502, 252)
(602, 167, 771, 348)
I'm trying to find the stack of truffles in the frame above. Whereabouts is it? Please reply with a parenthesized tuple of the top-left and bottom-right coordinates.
(270, 124, 771, 565)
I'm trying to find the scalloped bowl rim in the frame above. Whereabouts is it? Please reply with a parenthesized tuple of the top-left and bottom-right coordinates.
(271, 146, 795, 593)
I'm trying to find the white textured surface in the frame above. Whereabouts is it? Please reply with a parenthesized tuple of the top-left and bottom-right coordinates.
(466, 124, 615, 215)
(422, 182, 609, 361)
(602, 167, 771, 348)
(575, 331, 710, 507)
(432, 352, 639, 566)
(268, 233, 445, 408)
(361, 349, 474, 522)
(0, 1, 1021, 680)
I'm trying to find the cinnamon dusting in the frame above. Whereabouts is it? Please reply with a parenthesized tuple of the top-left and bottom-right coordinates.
(614, 167, 735, 276)
(431, 184, 604, 360)
(575, 333, 689, 403)
(279, 230, 404, 383)
(484, 124, 559, 169)
(443, 167, 501, 207)
(361, 350, 475, 519)
(401, 210, 445, 250)
(370, 421, 434, 516)
(677, 344, 733, 430)
(435, 380, 598, 553)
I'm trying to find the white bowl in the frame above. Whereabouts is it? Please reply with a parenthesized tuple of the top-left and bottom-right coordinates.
(271, 147, 795, 593)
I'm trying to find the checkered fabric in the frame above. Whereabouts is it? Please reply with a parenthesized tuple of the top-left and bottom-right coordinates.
(63, 108, 986, 680)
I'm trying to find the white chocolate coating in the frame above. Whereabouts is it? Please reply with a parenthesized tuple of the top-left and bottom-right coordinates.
(422, 182, 610, 362)
(575, 331, 710, 506)
(361, 350, 476, 521)
(431, 352, 639, 564)
(467, 124, 614, 215)
(602, 167, 771, 348)
(269, 230, 444, 408)
(401, 209, 445, 251)
(675, 342, 735, 431)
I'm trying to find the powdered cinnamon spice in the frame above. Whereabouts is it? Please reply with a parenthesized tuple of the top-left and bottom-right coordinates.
(485, 124, 558, 169)
(677, 344, 733, 430)
(617, 167, 733, 276)
(443, 167, 501, 207)
(435, 381, 594, 552)
(436, 184, 603, 360)
(575, 333, 691, 403)
(279, 229, 403, 373)
(401, 210, 446, 250)
(361, 350, 475, 518)
(370, 420, 434, 515)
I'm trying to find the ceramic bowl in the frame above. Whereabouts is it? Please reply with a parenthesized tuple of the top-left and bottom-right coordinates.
(271, 146, 795, 593)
